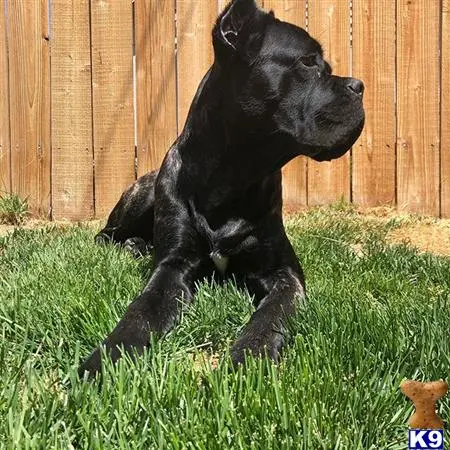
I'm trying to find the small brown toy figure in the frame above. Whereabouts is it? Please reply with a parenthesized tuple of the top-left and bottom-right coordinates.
(401, 379, 448, 429)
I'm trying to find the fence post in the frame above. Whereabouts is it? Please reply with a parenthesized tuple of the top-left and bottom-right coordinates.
(91, 0, 135, 217)
(51, 0, 94, 220)
(441, 0, 450, 218)
(135, 0, 177, 176)
(352, 0, 396, 207)
(8, 0, 51, 217)
(0, 0, 11, 195)
(176, 0, 218, 133)
(307, 0, 352, 206)
(397, 0, 440, 215)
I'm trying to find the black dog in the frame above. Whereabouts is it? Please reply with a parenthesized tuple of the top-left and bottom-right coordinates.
(79, 0, 364, 376)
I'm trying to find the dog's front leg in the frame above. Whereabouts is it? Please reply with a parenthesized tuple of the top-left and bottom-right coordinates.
(231, 267, 305, 365)
(79, 258, 197, 378)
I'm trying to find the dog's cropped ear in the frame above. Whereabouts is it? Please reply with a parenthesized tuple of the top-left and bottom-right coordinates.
(219, 0, 258, 50)
(213, 0, 269, 58)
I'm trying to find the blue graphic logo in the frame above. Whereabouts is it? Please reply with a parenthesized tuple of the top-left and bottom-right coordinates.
(408, 429, 444, 450)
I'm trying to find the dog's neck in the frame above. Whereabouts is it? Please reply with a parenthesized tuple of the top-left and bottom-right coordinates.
(175, 63, 295, 217)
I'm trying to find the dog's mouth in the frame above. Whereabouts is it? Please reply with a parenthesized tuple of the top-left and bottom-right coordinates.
(310, 116, 365, 162)
(301, 76, 365, 162)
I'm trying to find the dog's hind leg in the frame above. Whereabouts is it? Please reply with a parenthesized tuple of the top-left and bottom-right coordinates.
(95, 170, 158, 256)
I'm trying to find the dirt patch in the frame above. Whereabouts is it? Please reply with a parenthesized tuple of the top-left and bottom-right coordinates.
(285, 205, 450, 257)
(387, 221, 450, 256)
(350, 207, 450, 256)
(0, 224, 13, 237)
(190, 352, 220, 372)
(354, 207, 450, 256)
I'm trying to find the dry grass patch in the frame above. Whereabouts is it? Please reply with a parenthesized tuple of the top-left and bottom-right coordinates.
(387, 220, 450, 256)
(286, 204, 450, 257)
(0, 219, 104, 237)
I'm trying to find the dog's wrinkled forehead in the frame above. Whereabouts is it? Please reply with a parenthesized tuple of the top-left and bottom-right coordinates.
(261, 20, 324, 60)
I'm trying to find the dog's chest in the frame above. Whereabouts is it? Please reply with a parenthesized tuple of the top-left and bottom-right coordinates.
(201, 217, 257, 275)
(210, 251, 229, 274)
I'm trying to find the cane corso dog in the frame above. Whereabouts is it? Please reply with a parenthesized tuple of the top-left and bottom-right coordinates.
(79, 0, 364, 376)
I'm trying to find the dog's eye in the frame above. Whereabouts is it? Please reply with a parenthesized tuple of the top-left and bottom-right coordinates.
(299, 55, 318, 68)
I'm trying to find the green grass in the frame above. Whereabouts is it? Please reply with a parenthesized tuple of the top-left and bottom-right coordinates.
(0, 192, 29, 225)
(0, 206, 449, 449)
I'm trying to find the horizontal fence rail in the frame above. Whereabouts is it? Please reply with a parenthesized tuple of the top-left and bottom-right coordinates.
(0, 0, 448, 219)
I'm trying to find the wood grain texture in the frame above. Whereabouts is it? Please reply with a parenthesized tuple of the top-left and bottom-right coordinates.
(442, 0, 450, 217)
(176, 0, 218, 132)
(217, 0, 228, 11)
(264, 0, 307, 209)
(352, 0, 396, 207)
(0, 0, 10, 193)
(397, 0, 440, 215)
(51, 0, 94, 220)
(91, 0, 135, 217)
(307, 0, 351, 206)
(135, 0, 177, 176)
(8, 0, 51, 216)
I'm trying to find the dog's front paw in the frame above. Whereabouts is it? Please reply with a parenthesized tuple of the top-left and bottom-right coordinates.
(231, 325, 284, 366)
(78, 346, 103, 379)
(78, 337, 147, 380)
(78, 304, 151, 379)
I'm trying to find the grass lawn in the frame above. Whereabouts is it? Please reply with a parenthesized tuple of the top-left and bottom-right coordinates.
(0, 205, 449, 449)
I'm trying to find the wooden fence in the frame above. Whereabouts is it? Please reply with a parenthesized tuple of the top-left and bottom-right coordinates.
(0, 0, 449, 219)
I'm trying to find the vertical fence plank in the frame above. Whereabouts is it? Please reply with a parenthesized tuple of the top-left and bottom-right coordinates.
(442, 0, 450, 217)
(8, 0, 51, 216)
(264, 0, 307, 209)
(0, 0, 10, 194)
(91, 0, 135, 217)
(397, 0, 440, 215)
(307, 0, 351, 206)
(135, 0, 177, 176)
(51, 0, 94, 220)
(352, 0, 396, 207)
(176, 0, 218, 132)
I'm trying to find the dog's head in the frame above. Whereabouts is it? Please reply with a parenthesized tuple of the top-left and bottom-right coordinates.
(212, 0, 364, 162)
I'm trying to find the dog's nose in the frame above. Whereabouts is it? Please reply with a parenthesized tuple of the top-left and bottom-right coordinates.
(346, 78, 364, 96)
